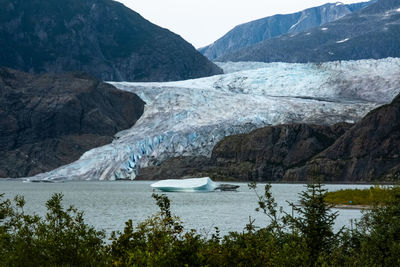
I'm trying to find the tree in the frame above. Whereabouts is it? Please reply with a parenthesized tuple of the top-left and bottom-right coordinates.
(250, 176, 340, 266)
(0, 193, 107, 266)
(284, 182, 340, 266)
(109, 193, 200, 266)
(353, 185, 400, 265)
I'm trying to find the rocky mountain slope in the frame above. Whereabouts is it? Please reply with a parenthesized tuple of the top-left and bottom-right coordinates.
(199, 1, 370, 60)
(0, 0, 222, 82)
(284, 93, 400, 182)
(0, 68, 144, 178)
(136, 123, 352, 181)
(220, 0, 400, 63)
(209, 123, 352, 181)
(22, 58, 400, 181)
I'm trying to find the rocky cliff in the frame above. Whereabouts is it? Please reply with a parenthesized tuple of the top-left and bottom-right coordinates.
(0, 68, 145, 178)
(284, 93, 400, 182)
(0, 0, 222, 82)
(220, 0, 400, 63)
(199, 2, 370, 60)
(136, 123, 352, 181)
(210, 123, 352, 181)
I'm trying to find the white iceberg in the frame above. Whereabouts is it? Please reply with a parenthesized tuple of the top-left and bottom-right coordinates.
(151, 177, 217, 192)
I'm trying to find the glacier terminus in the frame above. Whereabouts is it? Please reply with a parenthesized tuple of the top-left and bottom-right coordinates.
(26, 58, 400, 181)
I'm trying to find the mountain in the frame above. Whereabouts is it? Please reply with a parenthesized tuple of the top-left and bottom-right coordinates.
(0, 0, 222, 82)
(22, 58, 400, 181)
(284, 93, 400, 182)
(219, 0, 400, 63)
(0, 68, 144, 178)
(199, 2, 371, 60)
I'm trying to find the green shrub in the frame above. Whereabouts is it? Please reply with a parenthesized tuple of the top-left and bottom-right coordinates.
(0, 193, 106, 266)
(1, 184, 400, 266)
(349, 186, 400, 266)
(325, 185, 396, 205)
(109, 193, 203, 266)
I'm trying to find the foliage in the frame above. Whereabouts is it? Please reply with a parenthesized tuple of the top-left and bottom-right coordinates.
(285, 183, 340, 266)
(109, 193, 202, 266)
(348, 186, 400, 266)
(0, 193, 106, 266)
(325, 185, 396, 206)
(249, 180, 341, 266)
(1, 184, 400, 266)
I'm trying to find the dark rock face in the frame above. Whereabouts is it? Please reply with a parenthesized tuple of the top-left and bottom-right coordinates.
(0, 0, 222, 82)
(0, 67, 145, 178)
(137, 123, 351, 181)
(199, 2, 370, 60)
(284, 94, 400, 182)
(220, 0, 400, 63)
(209, 123, 352, 181)
(136, 156, 212, 180)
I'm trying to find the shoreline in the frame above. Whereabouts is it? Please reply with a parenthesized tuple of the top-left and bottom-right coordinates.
(3, 177, 397, 186)
(332, 204, 371, 210)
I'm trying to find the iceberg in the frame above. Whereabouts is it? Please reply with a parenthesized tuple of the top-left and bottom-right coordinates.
(151, 177, 217, 192)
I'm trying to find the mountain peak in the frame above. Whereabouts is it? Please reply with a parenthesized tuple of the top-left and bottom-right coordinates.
(0, 0, 222, 81)
(218, 0, 400, 63)
(199, 1, 371, 60)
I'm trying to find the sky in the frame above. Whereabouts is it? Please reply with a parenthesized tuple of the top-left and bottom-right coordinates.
(116, 0, 366, 48)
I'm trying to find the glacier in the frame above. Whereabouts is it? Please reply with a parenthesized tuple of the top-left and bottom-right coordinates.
(26, 58, 400, 181)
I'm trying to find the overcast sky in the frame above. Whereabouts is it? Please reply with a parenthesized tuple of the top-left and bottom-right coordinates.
(117, 0, 366, 48)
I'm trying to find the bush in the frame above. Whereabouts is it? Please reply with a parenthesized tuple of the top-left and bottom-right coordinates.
(0, 193, 106, 266)
(349, 186, 400, 266)
(325, 185, 396, 206)
(1, 184, 400, 266)
(109, 193, 203, 266)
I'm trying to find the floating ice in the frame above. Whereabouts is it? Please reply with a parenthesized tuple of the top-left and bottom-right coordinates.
(150, 177, 216, 192)
(24, 58, 400, 181)
(336, 38, 350, 43)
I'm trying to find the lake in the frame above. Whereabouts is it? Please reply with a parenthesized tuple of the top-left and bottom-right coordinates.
(0, 180, 372, 236)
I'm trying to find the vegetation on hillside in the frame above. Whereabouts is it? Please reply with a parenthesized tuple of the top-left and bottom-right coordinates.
(1, 182, 400, 266)
(325, 185, 399, 206)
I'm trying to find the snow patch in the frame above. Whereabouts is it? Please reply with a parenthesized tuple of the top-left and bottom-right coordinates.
(289, 14, 308, 30)
(336, 38, 350, 43)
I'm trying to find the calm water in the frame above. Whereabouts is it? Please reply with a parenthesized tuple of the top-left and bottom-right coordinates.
(0, 180, 371, 236)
